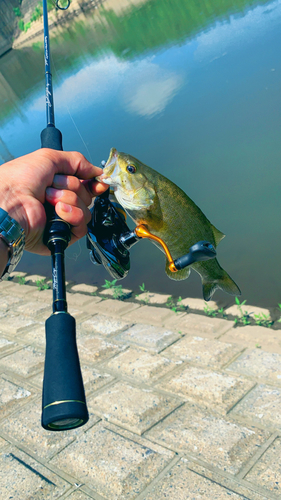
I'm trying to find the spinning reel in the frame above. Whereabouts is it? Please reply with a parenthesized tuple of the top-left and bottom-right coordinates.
(87, 189, 217, 279)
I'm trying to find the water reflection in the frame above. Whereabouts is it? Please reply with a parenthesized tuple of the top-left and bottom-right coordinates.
(0, 0, 280, 307)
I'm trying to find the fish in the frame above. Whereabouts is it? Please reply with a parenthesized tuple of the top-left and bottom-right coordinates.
(96, 148, 241, 301)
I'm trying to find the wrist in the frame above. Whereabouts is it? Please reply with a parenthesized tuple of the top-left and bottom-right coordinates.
(0, 183, 28, 235)
(0, 207, 25, 280)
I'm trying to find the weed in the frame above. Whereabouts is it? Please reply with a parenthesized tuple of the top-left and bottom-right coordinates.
(102, 279, 126, 300)
(166, 296, 185, 313)
(17, 276, 26, 285)
(139, 283, 147, 293)
(255, 343, 262, 348)
(204, 302, 217, 317)
(102, 279, 117, 289)
(234, 297, 251, 326)
(36, 279, 50, 291)
(253, 313, 273, 328)
(13, 7, 22, 17)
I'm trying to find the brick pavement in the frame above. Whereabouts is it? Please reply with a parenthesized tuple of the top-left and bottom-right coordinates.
(0, 274, 281, 499)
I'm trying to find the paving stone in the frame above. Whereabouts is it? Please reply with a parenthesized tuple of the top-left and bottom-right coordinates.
(66, 293, 102, 308)
(187, 461, 270, 500)
(231, 384, 281, 430)
(225, 303, 270, 318)
(77, 336, 125, 364)
(20, 324, 46, 347)
(0, 446, 69, 498)
(180, 297, 217, 311)
(123, 304, 180, 326)
(166, 312, 233, 338)
(88, 381, 181, 434)
(144, 458, 245, 499)
(12, 301, 51, 318)
(106, 348, 178, 381)
(80, 365, 114, 392)
(163, 335, 243, 368)
(135, 292, 171, 304)
(29, 288, 53, 302)
(0, 294, 23, 311)
(0, 314, 38, 334)
(0, 346, 44, 377)
(24, 274, 49, 283)
(94, 298, 141, 316)
(0, 374, 33, 419)
(50, 421, 173, 499)
(245, 437, 281, 495)
(66, 492, 94, 500)
(220, 325, 281, 353)
(0, 336, 19, 356)
(99, 287, 132, 298)
(69, 283, 98, 294)
(1, 400, 99, 459)
(227, 348, 281, 383)
(9, 271, 27, 278)
(115, 324, 180, 353)
(0, 283, 36, 297)
(146, 404, 270, 475)
(158, 365, 254, 412)
(80, 314, 132, 336)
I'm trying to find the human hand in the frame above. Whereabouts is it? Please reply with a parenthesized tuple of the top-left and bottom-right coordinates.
(0, 149, 108, 255)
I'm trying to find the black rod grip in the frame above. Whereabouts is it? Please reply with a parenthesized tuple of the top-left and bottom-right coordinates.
(42, 312, 89, 431)
(41, 126, 63, 150)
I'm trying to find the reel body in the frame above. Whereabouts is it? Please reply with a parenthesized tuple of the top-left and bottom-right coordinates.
(87, 190, 217, 279)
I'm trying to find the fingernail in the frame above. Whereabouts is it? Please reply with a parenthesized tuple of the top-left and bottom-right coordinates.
(59, 202, 72, 213)
(46, 187, 63, 198)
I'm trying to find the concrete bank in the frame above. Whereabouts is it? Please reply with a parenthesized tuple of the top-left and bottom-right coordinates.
(0, 273, 281, 499)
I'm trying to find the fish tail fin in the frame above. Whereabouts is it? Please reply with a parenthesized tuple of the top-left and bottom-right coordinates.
(203, 271, 241, 301)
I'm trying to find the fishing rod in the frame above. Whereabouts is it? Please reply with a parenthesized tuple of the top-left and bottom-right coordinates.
(40, 0, 88, 431)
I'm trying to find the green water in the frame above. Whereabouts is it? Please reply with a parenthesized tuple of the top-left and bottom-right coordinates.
(0, 0, 280, 307)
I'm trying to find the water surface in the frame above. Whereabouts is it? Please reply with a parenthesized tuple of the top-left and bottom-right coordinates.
(0, 0, 280, 307)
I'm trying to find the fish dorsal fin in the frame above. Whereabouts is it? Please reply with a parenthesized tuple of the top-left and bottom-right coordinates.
(211, 224, 225, 246)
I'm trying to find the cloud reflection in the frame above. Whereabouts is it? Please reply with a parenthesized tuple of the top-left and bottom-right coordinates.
(31, 55, 183, 119)
(122, 60, 183, 117)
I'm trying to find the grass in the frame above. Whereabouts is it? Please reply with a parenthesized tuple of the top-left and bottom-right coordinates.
(102, 279, 127, 300)
(17, 276, 26, 285)
(166, 296, 185, 313)
(36, 279, 50, 291)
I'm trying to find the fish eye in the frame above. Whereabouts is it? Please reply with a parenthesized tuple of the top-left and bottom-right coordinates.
(126, 165, 136, 174)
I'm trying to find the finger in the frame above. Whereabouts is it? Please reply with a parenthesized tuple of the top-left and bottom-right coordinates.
(41, 149, 104, 180)
(46, 188, 92, 225)
(52, 175, 92, 206)
(55, 202, 89, 241)
(83, 179, 109, 197)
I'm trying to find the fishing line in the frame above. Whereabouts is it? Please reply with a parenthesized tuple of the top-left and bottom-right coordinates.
(50, 52, 94, 164)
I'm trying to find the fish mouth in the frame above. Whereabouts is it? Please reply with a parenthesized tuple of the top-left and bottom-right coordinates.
(95, 148, 118, 184)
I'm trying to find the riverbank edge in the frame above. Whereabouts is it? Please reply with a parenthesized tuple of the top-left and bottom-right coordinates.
(5, 270, 280, 330)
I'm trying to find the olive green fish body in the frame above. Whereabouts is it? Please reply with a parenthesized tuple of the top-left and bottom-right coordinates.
(97, 149, 241, 301)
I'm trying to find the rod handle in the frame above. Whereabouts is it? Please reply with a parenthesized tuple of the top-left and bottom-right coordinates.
(41, 126, 63, 150)
(42, 312, 89, 431)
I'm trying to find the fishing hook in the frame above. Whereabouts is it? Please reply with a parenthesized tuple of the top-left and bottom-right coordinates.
(55, 0, 71, 10)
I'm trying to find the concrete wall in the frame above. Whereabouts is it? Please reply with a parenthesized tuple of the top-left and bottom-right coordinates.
(0, 0, 19, 57)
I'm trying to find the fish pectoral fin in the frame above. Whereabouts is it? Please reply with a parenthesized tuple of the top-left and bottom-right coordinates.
(211, 224, 225, 246)
(165, 260, 191, 281)
(202, 271, 241, 301)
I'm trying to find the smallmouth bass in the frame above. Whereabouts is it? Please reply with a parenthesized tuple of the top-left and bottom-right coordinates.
(97, 148, 241, 301)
